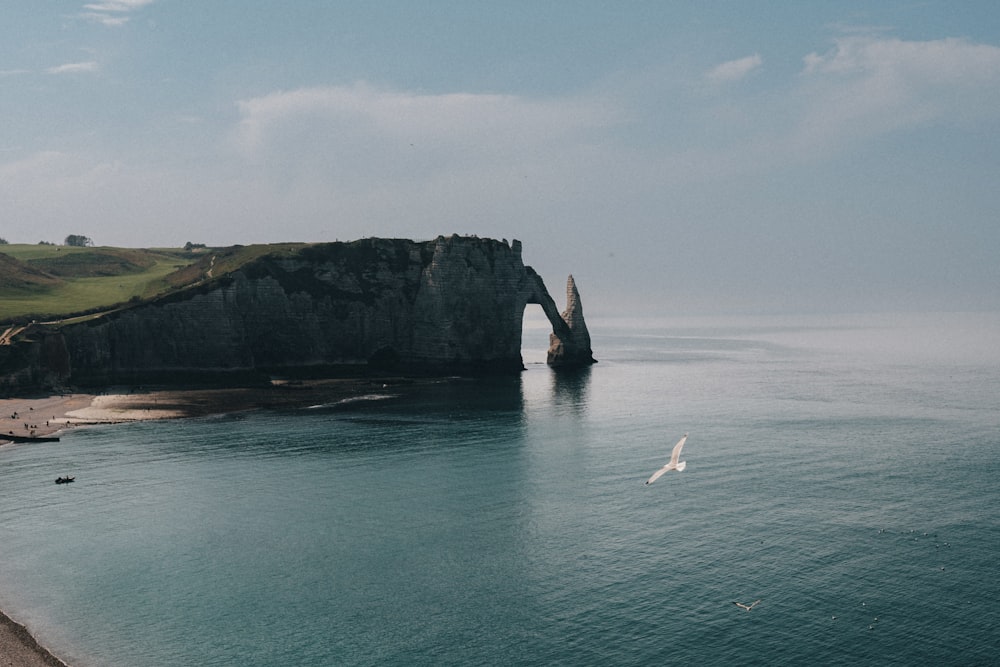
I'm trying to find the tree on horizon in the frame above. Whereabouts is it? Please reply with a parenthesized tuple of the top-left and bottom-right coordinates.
(65, 234, 93, 247)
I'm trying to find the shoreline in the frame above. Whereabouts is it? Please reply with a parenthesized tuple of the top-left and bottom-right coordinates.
(0, 377, 426, 666)
(0, 606, 70, 666)
(0, 378, 415, 441)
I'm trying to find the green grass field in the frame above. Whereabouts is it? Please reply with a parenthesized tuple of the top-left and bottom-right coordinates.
(0, 243, 316, 323)
(0, 245, 204, 322)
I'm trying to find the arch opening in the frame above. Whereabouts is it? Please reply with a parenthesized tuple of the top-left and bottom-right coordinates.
(520, 304, 551, 366)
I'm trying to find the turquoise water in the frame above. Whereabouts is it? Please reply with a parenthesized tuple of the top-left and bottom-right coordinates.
(2, 313, 999, 665)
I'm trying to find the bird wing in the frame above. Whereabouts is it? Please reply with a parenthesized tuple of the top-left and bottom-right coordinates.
(733, 600, 761, 610)
(645, 466, 669, 485)
(668, 434, 688, 466)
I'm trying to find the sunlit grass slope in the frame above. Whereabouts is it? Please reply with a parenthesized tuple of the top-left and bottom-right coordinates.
(0, 245, 202, 322)
(0, 243, 314, 323)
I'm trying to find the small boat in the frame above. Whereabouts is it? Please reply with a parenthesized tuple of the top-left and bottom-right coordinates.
(55, 476, 75, 484)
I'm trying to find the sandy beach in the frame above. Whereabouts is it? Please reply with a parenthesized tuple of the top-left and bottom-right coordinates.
(0, 377, 415, 666)
(0, 378, 409, 441)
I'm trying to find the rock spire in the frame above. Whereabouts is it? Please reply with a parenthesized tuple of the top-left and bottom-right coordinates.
(546, 275, 597, 368)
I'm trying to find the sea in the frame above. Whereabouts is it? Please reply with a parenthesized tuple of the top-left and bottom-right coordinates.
(1, 312, 998, 666)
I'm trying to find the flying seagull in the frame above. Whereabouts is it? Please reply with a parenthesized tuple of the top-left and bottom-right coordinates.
(733, 600, 761, 612)
(645, 434, 688, 485)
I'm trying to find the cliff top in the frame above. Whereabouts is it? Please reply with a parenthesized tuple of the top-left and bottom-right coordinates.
(0, 236, 517, 326)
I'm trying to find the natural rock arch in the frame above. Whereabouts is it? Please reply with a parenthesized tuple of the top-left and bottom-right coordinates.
(524, 273, 596, 369)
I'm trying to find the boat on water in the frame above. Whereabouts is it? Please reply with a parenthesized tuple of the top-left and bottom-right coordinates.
(55, 476, 75, 484)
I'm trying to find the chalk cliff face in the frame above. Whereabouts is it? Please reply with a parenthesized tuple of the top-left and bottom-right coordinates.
(0, 236, 596, 390)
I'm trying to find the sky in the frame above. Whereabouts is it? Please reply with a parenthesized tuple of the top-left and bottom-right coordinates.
(2, 1, 999, 316)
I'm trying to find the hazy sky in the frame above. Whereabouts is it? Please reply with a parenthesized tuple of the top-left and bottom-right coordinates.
(2, 1, 998, 315)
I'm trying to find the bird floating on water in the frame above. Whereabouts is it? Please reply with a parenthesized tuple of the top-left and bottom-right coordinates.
(645, 434, 688, 485)
(733, 600, 761, 612)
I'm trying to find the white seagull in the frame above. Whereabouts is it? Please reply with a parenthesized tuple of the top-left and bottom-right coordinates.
(645, 434, 688, 485)
(733, 600, 761, 612)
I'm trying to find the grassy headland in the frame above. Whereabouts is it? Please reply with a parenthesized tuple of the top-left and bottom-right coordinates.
(0, 244, 200, 322)
(0, 243, 305, 324)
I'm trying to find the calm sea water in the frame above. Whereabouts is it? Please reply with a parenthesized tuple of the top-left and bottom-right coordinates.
(2, 313, 999, 666)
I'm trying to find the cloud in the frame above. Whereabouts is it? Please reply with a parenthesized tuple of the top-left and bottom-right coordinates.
(706, 54, 762, 83)
(235, 83, 615, 148)
(83, 0, 155, 11)
(79, 12, 130, 26)
(232, 82, 619, 175)
(794, 35, 1000, 146)
(679, 35, 1000, 173)
(222, 82, 639, 249)
(80, 0, 154, 26)
(46, 61, 100, 74)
